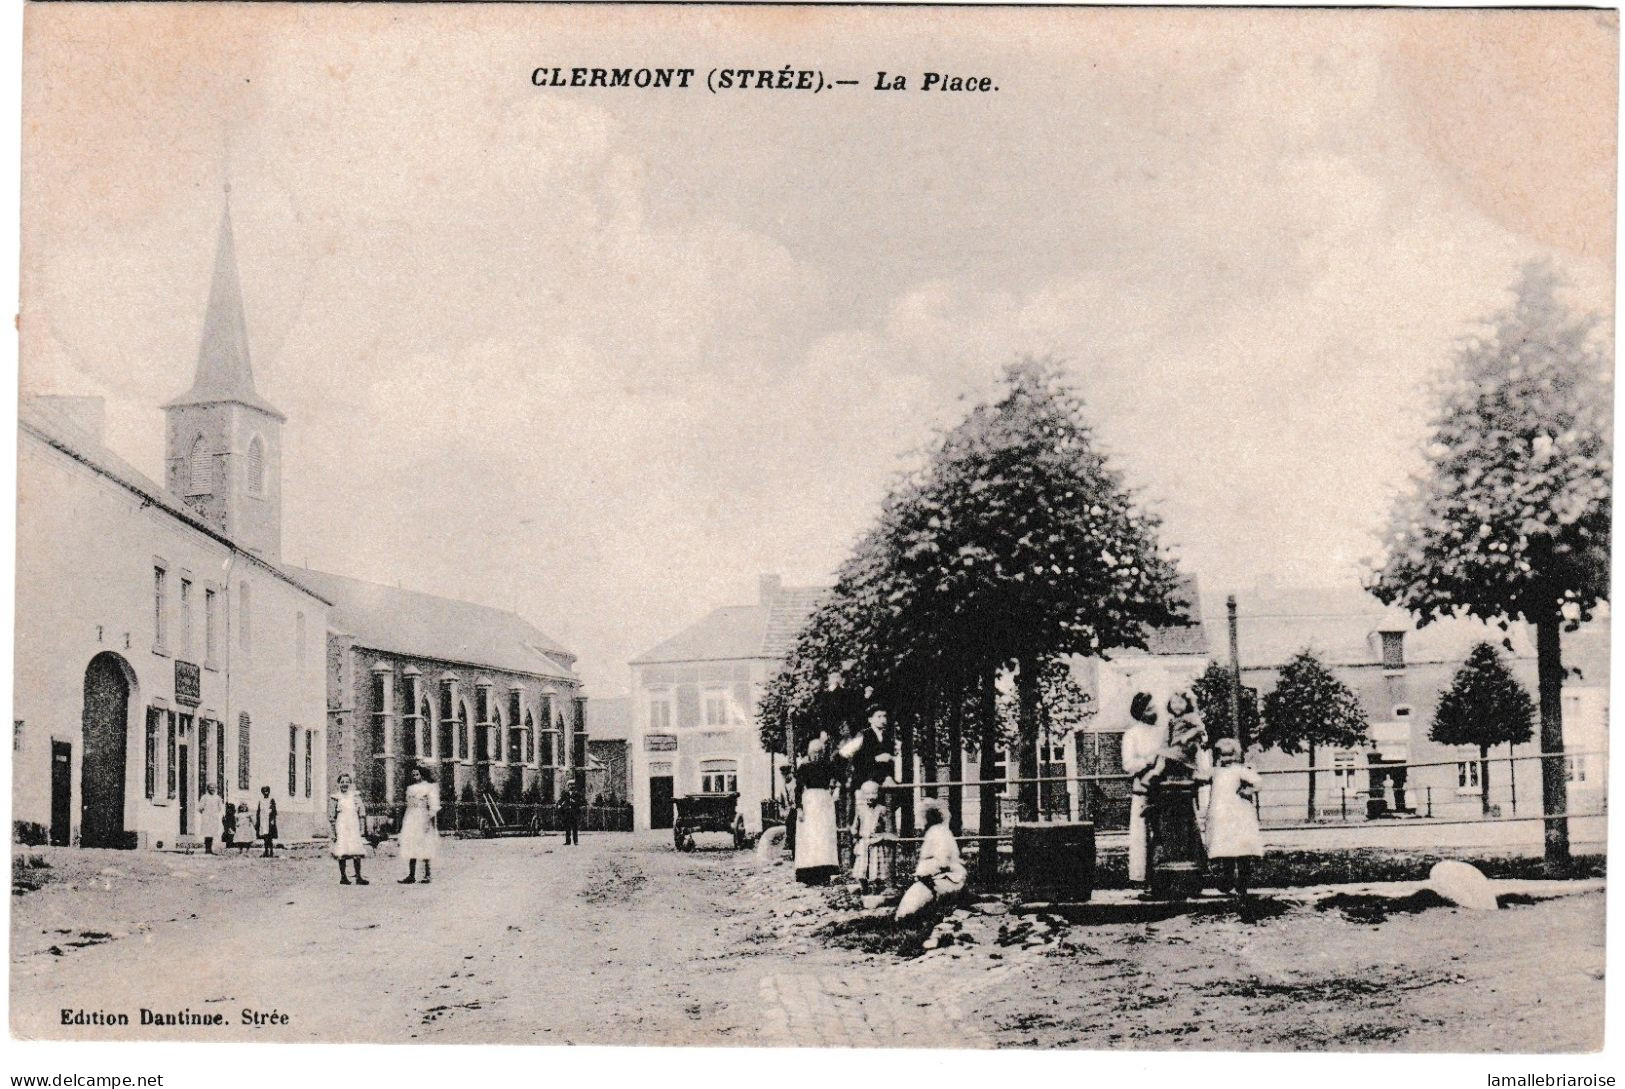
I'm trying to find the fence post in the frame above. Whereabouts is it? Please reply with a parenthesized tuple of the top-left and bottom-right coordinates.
(1341, 787, 1346, 823)
(1426, 786, 1433, 818)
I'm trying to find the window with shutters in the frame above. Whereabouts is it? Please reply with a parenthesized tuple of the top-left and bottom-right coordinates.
(215, 719, 226, 797)
(237, 713, 251, 791)
(246, 435, 265, 497)
(187, 434, 210, 494)
(179, 578, 193, 657)
(288, 725, 299, 797)
(145, 708, 160, 800)
(304, 730, 314, 799)
(153, 566, 168, 653)
(165, 711, 177, 799)
(204, 588, 220, 669)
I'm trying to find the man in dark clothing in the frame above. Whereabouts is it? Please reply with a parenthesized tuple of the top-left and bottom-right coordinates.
(560, 784, 583, 846)
(254, 785, 278, 858)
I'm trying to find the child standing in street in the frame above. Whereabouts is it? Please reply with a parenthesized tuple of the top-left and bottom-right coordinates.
(329, 773, 369, 885)
(1204, 738, 1263, 898)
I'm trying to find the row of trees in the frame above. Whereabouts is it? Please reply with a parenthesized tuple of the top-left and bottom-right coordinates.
(757, 359, 1191, 871)
(1193, 642, 1535, 821)
(760, 263, 1607, 872)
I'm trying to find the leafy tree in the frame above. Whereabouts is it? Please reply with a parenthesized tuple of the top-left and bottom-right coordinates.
(1191, 660, 1259, 745)
(1431, 642, 1535, 815)
(1258, 651, 1369, 821)
(1368, 263, 1610, 868)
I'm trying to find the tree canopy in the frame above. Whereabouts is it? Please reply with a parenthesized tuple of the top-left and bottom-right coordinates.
(1258, 651, 1369, 757)
(1430, 642, 1535, 753)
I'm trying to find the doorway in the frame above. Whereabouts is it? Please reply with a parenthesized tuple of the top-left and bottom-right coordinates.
(649, 775, 674, 829)
(80, 653, 133, 849)
(177, 737, 191, 835)
(50, 741, 71, 846)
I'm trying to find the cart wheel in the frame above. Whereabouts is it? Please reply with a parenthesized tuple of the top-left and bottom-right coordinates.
(679, 831, 696, 852)
(733, 817, 747, 850)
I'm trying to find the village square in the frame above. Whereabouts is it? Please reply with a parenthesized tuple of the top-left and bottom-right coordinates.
(10, 3, 1614, 1057)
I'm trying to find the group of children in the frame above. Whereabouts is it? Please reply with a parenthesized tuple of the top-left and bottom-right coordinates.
(328, 764, 442, 886)
(1122, 689, 1264, 898)
(193, 784, 280, 857)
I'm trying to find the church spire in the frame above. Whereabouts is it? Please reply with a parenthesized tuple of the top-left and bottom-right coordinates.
(164, 188, 285, 420)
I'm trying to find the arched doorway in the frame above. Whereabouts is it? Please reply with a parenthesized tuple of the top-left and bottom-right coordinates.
(80, 653, 135, 849)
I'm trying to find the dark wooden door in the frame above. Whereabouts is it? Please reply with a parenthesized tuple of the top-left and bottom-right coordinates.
(50, 741, 71, 846)
(649, 776, 674, 829)
(178, 744, 191, 835)
(80, 653, 131, 849)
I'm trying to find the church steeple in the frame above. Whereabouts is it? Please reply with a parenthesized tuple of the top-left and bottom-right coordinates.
(164, 189, 284, 421)
(163, 187, 286, 560)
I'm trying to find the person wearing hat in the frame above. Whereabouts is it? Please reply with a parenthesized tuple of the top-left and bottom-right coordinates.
(1120, 691, 1166, 886)
(1202, 737, 1263, 897)
(838, 705, 894, 791)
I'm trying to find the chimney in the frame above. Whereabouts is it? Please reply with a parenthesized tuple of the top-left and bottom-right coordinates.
(759, 573, 783, 605)
(30, 395, 106, 446)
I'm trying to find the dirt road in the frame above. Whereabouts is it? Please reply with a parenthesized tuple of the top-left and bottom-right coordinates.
(11, 832, 1604, 1049)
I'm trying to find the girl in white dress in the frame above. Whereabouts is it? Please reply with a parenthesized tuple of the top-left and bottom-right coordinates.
(849, 780, 896, 891)
(1204, 738, 1264, 898)
(398, 765, 441, 884)
(329, 773, 369, 885)
(895, 799, 967, 921)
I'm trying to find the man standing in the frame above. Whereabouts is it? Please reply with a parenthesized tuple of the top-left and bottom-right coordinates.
(254, 785, 279, 858)
(560, 783, 583, 846)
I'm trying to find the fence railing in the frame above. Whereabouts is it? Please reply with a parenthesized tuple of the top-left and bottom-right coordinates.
(366, 800, 633, 839)
(867, 749, 1607, 838)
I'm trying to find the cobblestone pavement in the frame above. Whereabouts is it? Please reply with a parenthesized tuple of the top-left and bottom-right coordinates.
(755, 971, 991, 1047)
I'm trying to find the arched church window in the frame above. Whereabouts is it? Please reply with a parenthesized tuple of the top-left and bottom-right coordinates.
(188, 435, 210, 494)
(246, 436, 265, 497)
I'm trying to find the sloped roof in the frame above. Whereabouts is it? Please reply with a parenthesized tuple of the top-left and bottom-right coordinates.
(162, 200, 284, 421)
(761, 586, 827, 658)
(1201, 584, 1543, 671)
(287, 566, 576, 680)
(585, 696, 631, 740)
(20, 398, 324, 603)
(631, 583, 825, 666)
(631, 604, 768, 665)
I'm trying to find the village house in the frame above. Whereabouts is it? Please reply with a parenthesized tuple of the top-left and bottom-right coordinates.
(627, 575, 823, 833)
(14, 203, 330, 848)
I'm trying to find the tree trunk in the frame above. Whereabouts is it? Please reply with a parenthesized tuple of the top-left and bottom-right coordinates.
(1306, 740, 1317, 822)
(977, 670, 999, 886)
(1536, 615, 1571, 871)
(920, 691, 939, 801)
(1015, 659, 1041, 823)
(947, 681, 964, 835)
(1479, 743, 1491, 817)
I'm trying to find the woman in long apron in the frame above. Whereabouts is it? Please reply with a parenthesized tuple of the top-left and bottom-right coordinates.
(794, 739, 840, 885)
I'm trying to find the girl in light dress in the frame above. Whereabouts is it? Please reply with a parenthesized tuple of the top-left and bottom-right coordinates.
(849, 780, 896, 893)
(329, 773, 369, 885)
(1204, 738, 1264, 898)
(398, 764, 441, 884)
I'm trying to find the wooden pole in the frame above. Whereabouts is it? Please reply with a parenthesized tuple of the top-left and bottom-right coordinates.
(1227, 595, 1246, 749)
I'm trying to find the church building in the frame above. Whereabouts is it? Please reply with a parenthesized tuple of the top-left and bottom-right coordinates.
(15, 201, 331, 848)
(15, 194, 586, 849)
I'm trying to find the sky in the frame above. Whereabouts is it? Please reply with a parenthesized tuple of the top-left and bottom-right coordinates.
(19, 5, 1617, 695)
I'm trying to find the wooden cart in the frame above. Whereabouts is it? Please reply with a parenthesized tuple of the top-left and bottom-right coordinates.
(673, 792, 748, 851)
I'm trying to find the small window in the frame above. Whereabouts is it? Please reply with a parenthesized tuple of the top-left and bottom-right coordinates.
(246, 435, 265, 497)
(204, 588, 220, 668)
(188, 434, 210, 494)
(1565, 755, 1589, 784)
(1394, 705, 1412, 719)
(649, 696, 673, 731)
(1456, 761, 1481, 793)
(237, 713, 251, 792)
(179, 579, 193, 657)
(700, 759, 738, 794)
(702, 690, 730, 728)
(153, 566, 168, 651)
(1332, 751, 1360, 784)
(1380, 631, 1405, 670)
